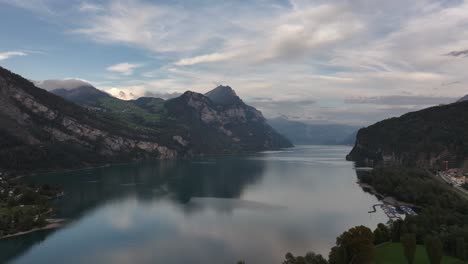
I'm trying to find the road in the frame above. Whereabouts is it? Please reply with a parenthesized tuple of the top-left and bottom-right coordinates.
(435, 171, 468, 199)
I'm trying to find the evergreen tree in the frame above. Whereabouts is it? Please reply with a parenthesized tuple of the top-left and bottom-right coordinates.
(455, 237, 466, 261)
(401, 233, 417, 264)
(425, 236, 443, 264)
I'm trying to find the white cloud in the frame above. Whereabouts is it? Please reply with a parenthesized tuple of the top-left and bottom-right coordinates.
(0, 51, 27, 61)
(5, 0, 468, 125)
(0, 0, 54, 14)
(106, 63, 143, 76)
(34, 79, 93, 90)
(175, 52, 240, 66)
(78, 2, 103, 12)
(73, 1, 187, 53)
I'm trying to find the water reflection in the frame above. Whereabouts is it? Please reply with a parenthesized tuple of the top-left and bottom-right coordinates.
(27, 157, 266, 218)
(1, 146, 388, 264)
(1, 157, 266, 263)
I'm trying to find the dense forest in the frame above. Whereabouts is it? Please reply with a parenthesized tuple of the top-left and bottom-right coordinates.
(347, 101, 468, 168)
(357, 167, 468, 260)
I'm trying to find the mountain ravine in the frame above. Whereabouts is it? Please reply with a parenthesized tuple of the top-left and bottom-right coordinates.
(0, 67, 292, 173)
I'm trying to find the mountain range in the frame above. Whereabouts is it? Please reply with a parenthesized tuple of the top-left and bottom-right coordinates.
(0, 67, 291, 173)
(268, 117, 359, 145)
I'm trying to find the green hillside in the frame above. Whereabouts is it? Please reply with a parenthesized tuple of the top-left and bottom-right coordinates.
(347, 101, 468, 168)
(376, 243, 465, 264)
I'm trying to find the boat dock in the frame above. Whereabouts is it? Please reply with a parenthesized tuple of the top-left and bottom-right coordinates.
(369, 204, 417, 222)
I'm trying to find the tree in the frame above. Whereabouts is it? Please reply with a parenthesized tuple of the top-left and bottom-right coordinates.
(455, 237, 466, 261)
(461, 182, 468, 191)
(373, 223, 390, 245)
(391, 220, 404, 242)
(425, 236, 443, 264)
(401, 233, 417, 264)
(283, 252, 328, 264)
(329, 226, 375, 264)
(328, 246, 347, 264)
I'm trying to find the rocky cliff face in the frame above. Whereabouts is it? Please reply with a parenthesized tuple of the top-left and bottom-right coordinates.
(0, 67, 177, 172)
(165, 89, 292, 153)
(0, 67, 291, 173)
(346, 101, 468, 168)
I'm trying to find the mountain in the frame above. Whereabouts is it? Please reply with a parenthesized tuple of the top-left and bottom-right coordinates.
(346, 101, 468, 168)
(49, 82, 292, 152)
(457, 94, 468, 102)
(268, 117, 359, 145)
(0, 67, 291, 173)
(0, 67, 182, 172)
(51, 86, 111, 106)
(205, 85, 242, 105)
(36, 79, 112, 107)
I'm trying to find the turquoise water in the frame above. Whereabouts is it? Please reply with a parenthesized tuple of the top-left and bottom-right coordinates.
(0, 145, 387, 264)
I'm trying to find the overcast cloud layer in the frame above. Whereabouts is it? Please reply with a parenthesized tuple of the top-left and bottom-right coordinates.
(1, 0, 468, 125)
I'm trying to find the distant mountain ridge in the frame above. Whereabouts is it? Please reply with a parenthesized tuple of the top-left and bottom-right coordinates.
(457, 94, 468, 102)
(347, 100, 468, 168)
(51, 85, 112, 105)
(0, 67, 291, 173)
(268, 117, 359, 145)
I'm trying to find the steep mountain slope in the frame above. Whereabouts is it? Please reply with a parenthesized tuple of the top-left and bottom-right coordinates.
(204, 86, 293, 150)
(205, 85, 241, 105)
(458, 94, 468, 102)
(0, 67, 179, 172)
(166, 89, 292, 153)
(48, 82, 293, 153)
(346, 101, 468, 168)
(268, 117, 359, 145)
(0, 67, 291, 172)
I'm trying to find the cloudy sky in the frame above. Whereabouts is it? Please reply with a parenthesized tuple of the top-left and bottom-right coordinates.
(1, 0, 468, 125)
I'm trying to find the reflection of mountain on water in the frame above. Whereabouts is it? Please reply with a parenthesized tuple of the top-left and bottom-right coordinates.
(26, 157, 265, 218)
(2, 157, 265, 263)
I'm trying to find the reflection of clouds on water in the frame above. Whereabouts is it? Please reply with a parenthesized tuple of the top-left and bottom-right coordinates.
(187, 197, 287, 212)
(6, 146, 388, 264)
(105, 199, 138, 231)
(69, 194, 381, 264)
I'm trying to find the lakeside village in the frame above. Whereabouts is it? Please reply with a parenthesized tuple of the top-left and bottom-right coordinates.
(360, 165, 468, 223)
(438, 168, 468, 188)
(0, 171, 63, 238)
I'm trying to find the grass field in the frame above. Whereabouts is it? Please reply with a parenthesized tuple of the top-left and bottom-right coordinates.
(375, 243, 465, 264)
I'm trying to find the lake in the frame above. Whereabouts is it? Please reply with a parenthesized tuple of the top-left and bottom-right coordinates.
(0, 145, 387, 264)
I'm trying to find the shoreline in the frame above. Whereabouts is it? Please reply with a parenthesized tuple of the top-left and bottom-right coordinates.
(358, 182, 416, 208)
(0, 219, 67, 240)
(8, 146, 297, 180)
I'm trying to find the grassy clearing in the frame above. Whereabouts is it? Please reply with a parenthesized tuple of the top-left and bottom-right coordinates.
(375, 243, 465, 264)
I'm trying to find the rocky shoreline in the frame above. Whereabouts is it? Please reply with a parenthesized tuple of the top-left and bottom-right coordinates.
(358, 182, 416, 208)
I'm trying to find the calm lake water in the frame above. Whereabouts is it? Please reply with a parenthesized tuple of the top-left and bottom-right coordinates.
(1, 145, 386, 264)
